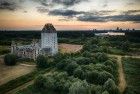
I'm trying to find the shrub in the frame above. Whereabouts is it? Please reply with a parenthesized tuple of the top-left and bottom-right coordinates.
(65, 62, 78, 75)
(95, 52, 108, 62)
(56, 59, 73, 70)
(33, 75, 47, 91)
(4, 54, 16, 66)
(102, 91, 110, 94)
(74, 57, 92, 65)
(74, 67, 85, 80)
(36, 55, 48, 68)
(69, 80, 91, 94)
(97, 71, 114, 85)
(86, 71, 99, 84)
(103, 78, 120, 94)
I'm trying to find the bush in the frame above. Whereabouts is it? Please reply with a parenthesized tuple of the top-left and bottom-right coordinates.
(56, 59, 73, 70)
(74, 57, 93, 65)
(103, 78, 120, 94)
(95, 52, 108, 62)
(97, 71, 114, 85)
(74, 67, 85, 80)
(4, 54, 16, 66)
(86, 71, 99, 84)
(36, 55, 48, 68)
(69, 80, 91, 94)
(65, 62, 78, 75)
(33, 75, 47, 91)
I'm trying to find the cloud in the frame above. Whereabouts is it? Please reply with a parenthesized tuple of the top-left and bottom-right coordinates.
(49, 9, 84, 17)
(33, 0, 88, 7)
(0, 0, 23, 11)
(37, 7, 48, 13)
(123, 10, 140, 15)
(77, 14, 140, 23)
(0, 0, 18, 10)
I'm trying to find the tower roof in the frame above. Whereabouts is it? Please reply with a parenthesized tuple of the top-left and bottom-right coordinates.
(42, 23, 56, 33)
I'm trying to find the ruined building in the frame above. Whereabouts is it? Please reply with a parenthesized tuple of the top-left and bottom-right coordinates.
(11, 23, 58, 60)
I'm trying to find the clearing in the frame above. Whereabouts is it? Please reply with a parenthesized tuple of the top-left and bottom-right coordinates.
(0, 58, 35, 85)
(59, 43, 83, 53)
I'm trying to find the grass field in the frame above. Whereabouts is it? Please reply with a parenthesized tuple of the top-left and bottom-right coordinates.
(122, 58, 140, 94)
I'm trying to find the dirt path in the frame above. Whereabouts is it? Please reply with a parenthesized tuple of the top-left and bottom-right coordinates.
(108, 54, 140, 94)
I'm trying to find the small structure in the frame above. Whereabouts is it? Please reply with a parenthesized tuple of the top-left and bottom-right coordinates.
(11, 23, 58, 60)
(95, 32, 125, 36)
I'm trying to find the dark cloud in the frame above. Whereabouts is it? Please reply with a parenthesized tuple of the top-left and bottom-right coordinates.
(37, 7, 48, 13)
(123, 10, 140, 15)
(48, 9, 140, 23)
(34, 0, 88, 7)
(0, 0, 17, 10)
(49, 9, 84, 17)
(77, 14, 140, 23)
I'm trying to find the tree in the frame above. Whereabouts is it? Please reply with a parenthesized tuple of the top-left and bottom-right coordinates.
(69, 80, 91, 94)
(74, 67, 85, 80)
(34, 75, 47, 91)
(4, 54, 16, 66)
(95, 52, 108, 62)
(86, 71, 99, 84)
(75, 57, 92, 65)
(36, 55, 48, 68)
(97, 71, 114, 85)
(103, 78, 120, 94)
(65, 62, 78, 75)
(102, 91, 110, 94)
(56, 59, 73, 70)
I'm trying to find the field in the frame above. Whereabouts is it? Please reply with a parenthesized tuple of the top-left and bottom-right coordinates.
(59, 43, 83, 53)
(122, 58, 140, 94)
(0, 58, 35, 85)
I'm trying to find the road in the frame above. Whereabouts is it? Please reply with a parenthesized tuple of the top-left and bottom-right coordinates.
(108, 54, 140, 94)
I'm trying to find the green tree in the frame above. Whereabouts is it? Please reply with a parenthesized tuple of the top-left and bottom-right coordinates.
(86, 71, 99, 84)
(65, 62, 78, 75)
(103, 78, 120, 94)
(34, 75, 47, 91)
(36, 55, 48, 68)
(4, 54, 16, 66)
(95, 52, 108, 62)
(102, 91, 110, 94)
(74, 67, 85, 80)
(69, 80, 91, 94)
(97, 71, 114, 85)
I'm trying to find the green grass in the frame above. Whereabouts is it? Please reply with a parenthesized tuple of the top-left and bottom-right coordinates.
(0, 46, 10, 55)
(122, 58, 140, 94)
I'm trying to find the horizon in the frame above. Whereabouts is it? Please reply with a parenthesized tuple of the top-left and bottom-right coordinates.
(0, 0, 140, 30)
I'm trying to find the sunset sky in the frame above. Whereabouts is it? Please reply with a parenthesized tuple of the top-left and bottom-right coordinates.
(0, 0, 140, 30)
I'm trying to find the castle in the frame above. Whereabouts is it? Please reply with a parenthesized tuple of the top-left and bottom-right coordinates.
(11, 23, 58, 60)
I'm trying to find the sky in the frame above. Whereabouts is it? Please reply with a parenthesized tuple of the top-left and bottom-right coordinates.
(0, 0, 140, 30)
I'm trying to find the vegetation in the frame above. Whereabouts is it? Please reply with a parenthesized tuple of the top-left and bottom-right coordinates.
(17, 49, 120, 94)
(4, 54, 17, 66)
(122, 58, 140, 94)
(36, 55, 48, 68)
(0, 31, 139, 94)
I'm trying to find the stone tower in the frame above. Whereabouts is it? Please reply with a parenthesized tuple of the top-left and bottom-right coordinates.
(41, 23, 58, 55)
(11, 41, 17, 54)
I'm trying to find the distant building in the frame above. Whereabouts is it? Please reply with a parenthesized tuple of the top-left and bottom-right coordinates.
(95, 32, 125, 36)
(11, 23, 58, 60)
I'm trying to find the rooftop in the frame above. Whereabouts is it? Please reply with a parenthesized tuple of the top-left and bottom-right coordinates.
(42, 23, 56, 33)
